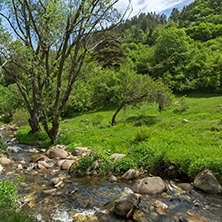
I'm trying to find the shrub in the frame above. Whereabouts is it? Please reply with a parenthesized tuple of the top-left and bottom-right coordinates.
(0, 179, 38, 222)
(11, 108, 30, 127)
(134, 127, 151, 143)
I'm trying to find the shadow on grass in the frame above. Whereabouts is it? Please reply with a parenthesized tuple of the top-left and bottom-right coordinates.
(175, 91, 222, 99)
(125, 115, 160, 126)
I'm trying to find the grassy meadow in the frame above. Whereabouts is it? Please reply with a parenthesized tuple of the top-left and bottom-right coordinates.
(16, 93, 222, 181)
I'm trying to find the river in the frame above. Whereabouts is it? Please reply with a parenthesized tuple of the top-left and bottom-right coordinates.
(1, 131, 222, 222)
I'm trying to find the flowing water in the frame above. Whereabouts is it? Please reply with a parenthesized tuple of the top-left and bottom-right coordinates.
(1, 131, 222, 222)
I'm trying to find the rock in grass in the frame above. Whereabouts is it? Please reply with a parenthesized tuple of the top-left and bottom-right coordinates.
(72, 147, 91, 156)
(194, 169, 222, 194)
(110, 153, 126, 160)
(133, 176, 167, 194)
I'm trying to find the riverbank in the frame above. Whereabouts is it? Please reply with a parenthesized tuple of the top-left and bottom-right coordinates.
(13, 94, 222, 183)
(1, 131, 222, 221)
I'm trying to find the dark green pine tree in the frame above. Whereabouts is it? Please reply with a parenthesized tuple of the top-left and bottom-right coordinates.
(92, 33, 127, 69)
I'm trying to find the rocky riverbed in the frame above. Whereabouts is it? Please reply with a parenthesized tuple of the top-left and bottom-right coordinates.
(1, 129, 222, 222)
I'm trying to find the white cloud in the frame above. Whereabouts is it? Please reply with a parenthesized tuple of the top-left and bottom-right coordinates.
(115, 0, 191, 17)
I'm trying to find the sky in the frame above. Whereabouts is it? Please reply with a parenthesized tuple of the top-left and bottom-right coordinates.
(115, 0, 195, 18)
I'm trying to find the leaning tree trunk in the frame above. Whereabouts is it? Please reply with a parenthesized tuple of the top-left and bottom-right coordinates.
(111, 103, 126, 126)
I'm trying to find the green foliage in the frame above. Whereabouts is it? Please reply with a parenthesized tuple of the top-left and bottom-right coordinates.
(71, 150, 113, 175)
(0, 179, 18, 209)
(16, 125, 50, 147)
(133, 127, 151, 143)
(0, 84, 24, 122)
(92, 33, 127, 69)
(11, 108, 30, 127)
(0, 139, 7, 152)
(0, 179, 38, 222)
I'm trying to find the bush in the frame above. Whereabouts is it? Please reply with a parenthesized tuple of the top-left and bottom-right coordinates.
(0, 179, 38, 222)
(16, 125, 50, 147)
(70, 150, 113, 175)
(133, 127, 151, 143)
(11, 108, 30, 127)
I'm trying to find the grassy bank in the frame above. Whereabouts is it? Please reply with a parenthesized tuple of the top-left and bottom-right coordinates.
(16, 93, 222, 181)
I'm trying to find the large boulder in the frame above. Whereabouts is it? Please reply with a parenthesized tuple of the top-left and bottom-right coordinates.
(194, 169, 222, 194)
(61, 160, 76, 170)
(48, 147, 69, 159)
(133, 176, 167, 194)
(114, 193, 139, 217)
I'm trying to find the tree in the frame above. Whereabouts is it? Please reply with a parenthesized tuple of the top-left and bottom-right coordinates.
(0, 0, 130, 143)
(92, 33, 127, 69)
(91, 65, 173, 125)
(169, 8, 180, 23)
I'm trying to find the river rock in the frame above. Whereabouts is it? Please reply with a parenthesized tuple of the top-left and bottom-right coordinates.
(0, 125, 6, 131)
(177, 183, 193, 191)
(0, 164, 3, 172)
(61, 160, 76, 170)
(110, 153, 126, 160)
(194, 169, 222, 194)
(121, 169, 139, 180)
(72, 213, 98, 222)
(133, 176, 167, 194)
(35, 154, 52, 163)
(42, 188, 57, 195)
(7, 146, 21, 153)
(37, 161, 50, 169)
(132, 210, 147, 222)
(72, 147, 91, 156)
(109, 175, 117, 182)
(114, 193, 139, 217)
(57, 159, 66, 167)
(122, 187, 134, 195)
(51, 177, 62, 185)
(0, 157, 14, 165)
(48, 147, 69, 159)
(154, 200, 169, 211)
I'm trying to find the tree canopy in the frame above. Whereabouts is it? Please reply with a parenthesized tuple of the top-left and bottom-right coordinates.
(0, 0, 129, 143)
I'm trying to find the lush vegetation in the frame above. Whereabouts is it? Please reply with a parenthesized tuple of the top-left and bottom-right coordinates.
(0, 179, 38, 222)
(16, 93, 222, 182)
(0, 0, 222, 182)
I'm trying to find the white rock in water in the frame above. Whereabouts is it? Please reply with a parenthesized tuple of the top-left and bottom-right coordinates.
(17, 164, 23, 170)
(0, 164, 3, 173)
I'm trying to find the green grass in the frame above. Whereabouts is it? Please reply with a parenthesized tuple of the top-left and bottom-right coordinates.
(16, 93, 222, 181)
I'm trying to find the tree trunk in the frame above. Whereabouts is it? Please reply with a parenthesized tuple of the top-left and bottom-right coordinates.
(48, 118, 60, 144)
(111, 103, 125, 126)
(28, 112, 41, 133)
